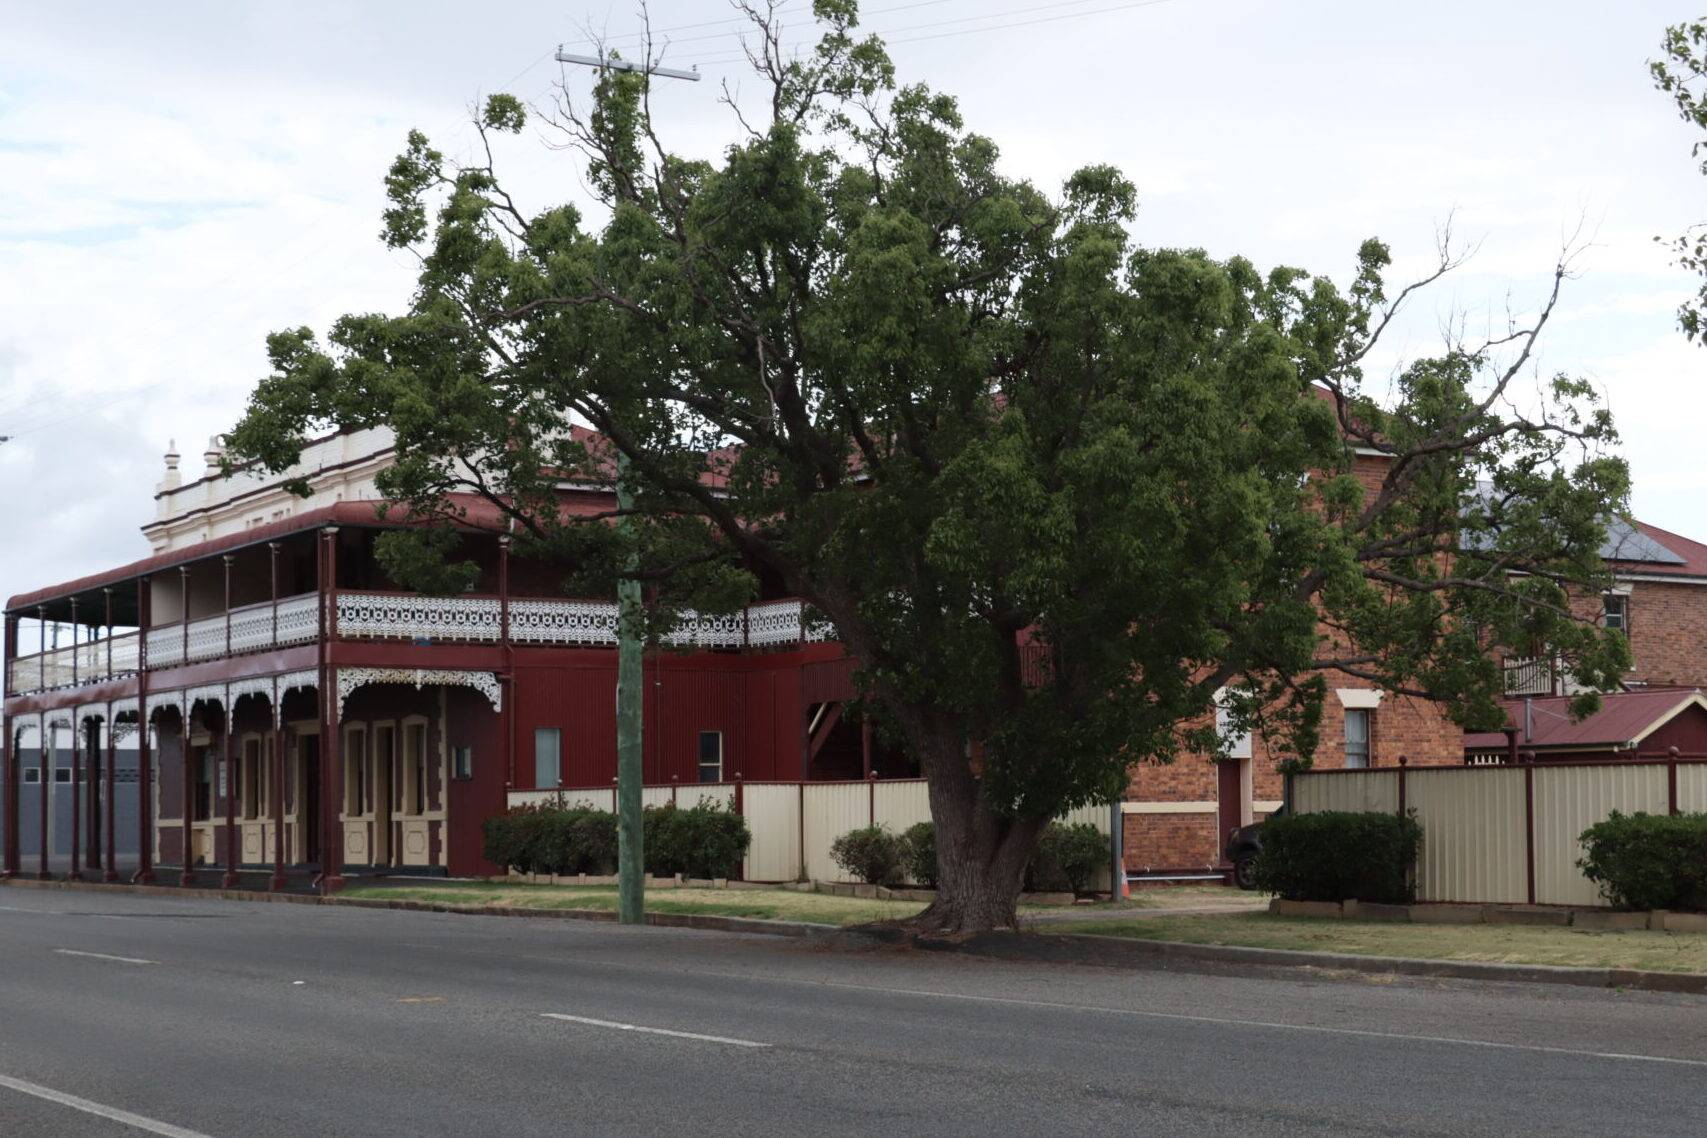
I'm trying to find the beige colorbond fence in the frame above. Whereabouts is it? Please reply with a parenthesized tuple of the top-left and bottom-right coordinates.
(1293, 757, 1707, 907)
(509, 779, 1111, 887)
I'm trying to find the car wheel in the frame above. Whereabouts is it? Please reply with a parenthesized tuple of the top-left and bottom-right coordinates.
(1232, 855, 1258, 891)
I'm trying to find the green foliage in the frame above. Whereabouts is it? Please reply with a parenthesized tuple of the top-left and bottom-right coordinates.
(481, 803, 617, 875)
(831, 825, 906, 886)
(901, 821, 937, 887)
(1252, 811, 1422, 904)
(1025, 822, 1108, 895)
(1652, 20, 1707, 342)
(227, 1, 1630, 928)
(1578, 810, 1707, 912)
(643, 801, 752, 879)
(373, 528, 480, 595)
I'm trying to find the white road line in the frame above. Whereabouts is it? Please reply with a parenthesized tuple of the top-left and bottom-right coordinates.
(0, 1073, 211, 1138)
(541, 1012, 770, 1048)
(53, 948, 157, 965)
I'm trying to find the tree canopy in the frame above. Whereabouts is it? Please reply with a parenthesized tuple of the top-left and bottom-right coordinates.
(227, 0, 1630, 930)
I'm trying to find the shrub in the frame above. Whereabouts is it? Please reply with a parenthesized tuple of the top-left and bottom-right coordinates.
(831, 825, 905, 885)
(482, 803, 618, 875)
(1026, 822, 1108, 895)
(902, 822, 938, 887)
(643, 800, 751, 879)
(1578, 811, 1707, 912)
(1251, 810, 1422, 904)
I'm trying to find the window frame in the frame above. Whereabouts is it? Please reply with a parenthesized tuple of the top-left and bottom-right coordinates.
(533, 726, 562, 790)
(452, 744, 474, 781)
(1603, 592, 1629, 634)
(697, 730, 724, 784)
(1343, 708, 1372, 769)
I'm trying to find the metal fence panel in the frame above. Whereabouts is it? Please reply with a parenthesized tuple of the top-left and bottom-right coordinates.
(801, 783, 871, 884)
(1676, 764, 1707, 814)
(872, 781, 930, 832)
(1532, 764, 1668, 907)
(1293, 770, 1400, 815)
(1407, 767, 1526, 903)
(742, 784, 802, 882)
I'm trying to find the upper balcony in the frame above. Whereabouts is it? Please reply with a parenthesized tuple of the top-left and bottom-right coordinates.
(5, 590, 834, 699)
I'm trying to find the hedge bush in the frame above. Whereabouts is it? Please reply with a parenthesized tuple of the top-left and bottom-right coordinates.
(482, 800, 749, 879)
(831, 825, 906, 885)
(644, 801, 752, 880)
(1578, 810, 1707, 912)
(482, 803, 617, 875)
(1251, 810, 1422, 904)
(1026, 822, 1108, 895)
(902, 822, 938, 887)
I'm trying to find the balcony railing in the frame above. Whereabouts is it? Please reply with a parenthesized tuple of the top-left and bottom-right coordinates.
(145, 593, 321, 668)
(1502, 655, 1588, 698)
(7, 591, 835, 698)
(5, 630, 140, 697)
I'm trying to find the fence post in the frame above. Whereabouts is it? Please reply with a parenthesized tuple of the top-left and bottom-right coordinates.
(1522, 752, 1536, 905)
(797, 781, 806, 882)
(1669, 747, 1680, 816)
(868, 770, 876, 829)
(1396, 755, 1408, 818)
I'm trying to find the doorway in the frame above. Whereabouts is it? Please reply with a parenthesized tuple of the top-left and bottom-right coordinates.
(299, 733, 321, 865)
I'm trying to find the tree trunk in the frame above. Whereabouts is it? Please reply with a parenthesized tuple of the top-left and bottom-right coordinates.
(900, 719, 1046, 934)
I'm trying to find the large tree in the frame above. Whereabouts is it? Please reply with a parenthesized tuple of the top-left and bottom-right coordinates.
(1653, 18, 1707, 341)
(228, 1, 1630, 932)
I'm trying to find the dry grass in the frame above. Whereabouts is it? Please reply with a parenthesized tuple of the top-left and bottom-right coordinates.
(339, 881, 925, 926)
(1068, 912, 1707, 974)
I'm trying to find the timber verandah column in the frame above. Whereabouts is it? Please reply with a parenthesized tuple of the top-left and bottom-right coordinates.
(222, 686, 238, 889)
(134, 575, 156, 884)
(2, 612, 18, 879)
(37, 711, 50, 879)
(317, 526, 345, 894)
(270, 693, 286, 892)
(103, 702, 118, 882)
(69, 711, 82, 881)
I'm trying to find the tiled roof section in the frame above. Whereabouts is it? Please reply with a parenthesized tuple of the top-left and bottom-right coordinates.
(1464, 688, 1707, 751)
(1607, 519, 1707, 578)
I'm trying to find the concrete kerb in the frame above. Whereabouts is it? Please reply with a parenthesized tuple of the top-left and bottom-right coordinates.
(1275, 897, 1699, 931)
(8, 875, 1707, 995)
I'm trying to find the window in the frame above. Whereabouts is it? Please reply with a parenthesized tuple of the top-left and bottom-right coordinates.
(698, 731, 723, 783)
(534, 727, 561, 789)
(452, 745, 474, 781)
(242, 737, 262, 820)
(53, 768, 71, 784)
(405, 722, 428, 815)
(1344, 709, 1371, 769)
(22, 768, 39, 784)
(1603, 593, 1629, 634)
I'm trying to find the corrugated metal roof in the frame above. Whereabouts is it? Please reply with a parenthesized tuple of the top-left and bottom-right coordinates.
(1464, 688, 1707, 751)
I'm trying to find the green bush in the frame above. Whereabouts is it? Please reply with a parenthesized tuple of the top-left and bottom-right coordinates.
(643, 801, 751, 879)
(1026, 822, 1108, 895)
(831, 825, 906, 885)
(1251, 810, 1422, 904)
(1578, 811, 1707, 912)
(902, 822, 938, 887)
(482, 804, 620, 875)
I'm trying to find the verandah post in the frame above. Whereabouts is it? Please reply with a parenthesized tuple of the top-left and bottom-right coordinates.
(103, 703, 117, 882)
(69, 714, 82, 881)
(222, 689, 238, 889)
(2, 613, 16, 879)
(37, 711, 50, 880)
(180, 706, 196, 888)
(134, 576, 155, 884)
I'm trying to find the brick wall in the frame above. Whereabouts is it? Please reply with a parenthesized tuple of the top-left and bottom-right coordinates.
(1624, 579, 1707, 688)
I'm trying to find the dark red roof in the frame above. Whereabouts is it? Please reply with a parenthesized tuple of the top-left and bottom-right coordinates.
(1464, 688, 1707, 751)
(1616, 519, 1707, 578)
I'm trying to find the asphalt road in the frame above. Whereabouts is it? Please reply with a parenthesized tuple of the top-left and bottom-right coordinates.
(1, 889, 1705, 1136)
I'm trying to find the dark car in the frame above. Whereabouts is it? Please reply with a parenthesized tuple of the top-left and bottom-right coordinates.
(1223, 805, 1285, 890)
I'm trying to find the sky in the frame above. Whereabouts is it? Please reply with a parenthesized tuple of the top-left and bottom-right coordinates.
(2, 0, 1705, 622)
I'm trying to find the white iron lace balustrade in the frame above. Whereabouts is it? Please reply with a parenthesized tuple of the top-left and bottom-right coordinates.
(273, 592, 320, 646)
(145, 625, 183, 668)
(662, 608, 747, 649)
(746, 600, 805, 647)
(227, 602, 278, 653)
(184, 614, 229, 662)
(337, 593, 502, 642)
(508, 598, 619, 646)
